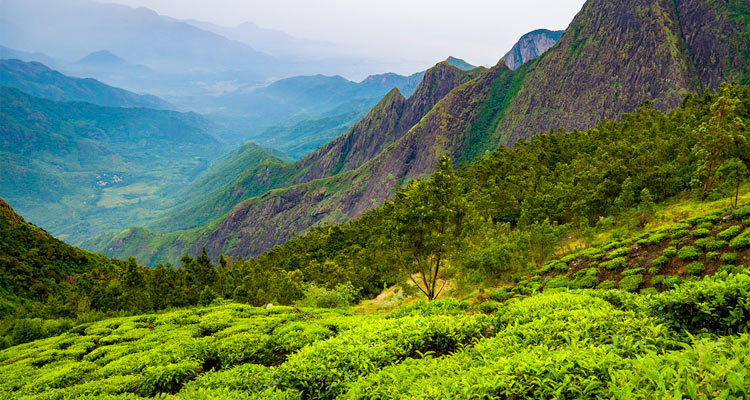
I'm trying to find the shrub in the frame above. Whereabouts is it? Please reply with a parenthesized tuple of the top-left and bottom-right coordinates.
(580, 247, 603, 259)
(694, 238, 727, 251)
(690, 228, 711, 238)
(721, 253, 738, 264)
(607, 247, 631, 259)
(651, 255, 668, 270)
(560, 254, 577, 264)
(648, 273, 750, 334)
(671, 229, 690, 239)
(296, 282, 359, 309)
(651, 275, 665, 287)
(571, 268, 600, 289)
(619, 274, 644, 292)
(717, 225, 742, 240)
(705, 251, 720, 261)
(677, 246, 702, 261)
(662, 275, 682, 288)
(388, 298, 469, 318)
(685, 262, 705, 276)
(662, 246, 677, 258)
(478, 301, 503, 314)
(601, 257, 627, 270)
(488, 288, 514, 303)
(596, 280, 617, 290)
(718, 265, 747, 274)
(544, 275, 572, 289)
(621, 268, 645, 276)
(729, 230, 750, 250)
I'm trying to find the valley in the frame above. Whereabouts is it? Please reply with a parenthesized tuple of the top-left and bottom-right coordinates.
(0, 0, 748, 398)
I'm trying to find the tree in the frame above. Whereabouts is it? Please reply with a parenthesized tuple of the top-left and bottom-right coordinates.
(693, 86, 746, 200)
(388, 156, 467, 300)
(718, 158, 748, 207)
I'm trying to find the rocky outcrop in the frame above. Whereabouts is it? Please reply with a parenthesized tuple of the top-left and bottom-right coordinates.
(501, 29, 563, 70)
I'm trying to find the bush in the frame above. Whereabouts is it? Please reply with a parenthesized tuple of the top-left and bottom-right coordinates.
(721, 253, 738, 264)
(488, 288, 514, 303)
(694, 238, 727, 251)
(685, 262, 705, 276)
(677, 246, 702, 261)
(596, 280, 617, 290)
(651, 275, 665, 287)
(662, 275, 682, 288)
(601, 257, 628, 270)
(690, 228, 711, 238)
(388, 298, 469, 318)
(544, 275, 572, 289)
(729, 230, 750, 250)
(662, 246, 677, 258)
(621, 268, 645, 276)
(619, 274, 644, 292)
(296, 282, 359, 309)
(607, 247, 631, 259)
(648, 273, 750, 334)
(477, 301, 503, 314)
(671, 229, 690, 239)
(717, 225, 742, 240)
(705, 251, 720, 261)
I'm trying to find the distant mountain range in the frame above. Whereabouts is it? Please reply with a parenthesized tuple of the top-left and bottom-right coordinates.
(0, 58, 170, 109)
(84, 0, 750, 266)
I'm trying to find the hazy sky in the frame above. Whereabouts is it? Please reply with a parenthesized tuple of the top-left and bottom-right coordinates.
(100, 0, 587, 68)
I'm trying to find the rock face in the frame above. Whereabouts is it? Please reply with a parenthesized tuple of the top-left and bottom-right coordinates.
(501, 29, 564, 70)
(499, 0, 749, 146)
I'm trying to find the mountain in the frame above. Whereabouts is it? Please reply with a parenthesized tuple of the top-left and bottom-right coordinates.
(0, 59, 170, 109)
(445, 56, 476, 70)
(501, 29, 564, 70)
(0, 45, 57, 67)
(210, 70, 428, 145)
(0, 197, 121, 317)
(498, 0, 750, 145)
(85, 0, 749, 266)
(0, 87, 226, 243)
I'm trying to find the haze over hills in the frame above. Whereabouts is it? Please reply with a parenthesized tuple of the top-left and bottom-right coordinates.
(85, 0, 750, 266)
(0, 86, 229, 242)
(0, 59, 170, 109)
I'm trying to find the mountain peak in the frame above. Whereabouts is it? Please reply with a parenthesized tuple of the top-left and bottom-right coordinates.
(445, 56, 476, 70)
(501, 29, 564, 70)
(76, 50, 128, 66)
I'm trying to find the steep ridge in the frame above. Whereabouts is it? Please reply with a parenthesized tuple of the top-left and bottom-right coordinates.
(499, 0, 749, 145)
(0, 59, 170, 109)
(142, 63, 483, 234)
(501, 29, 564, 70)
(87, 0, 749, 265)
(291, 62, 483, 184)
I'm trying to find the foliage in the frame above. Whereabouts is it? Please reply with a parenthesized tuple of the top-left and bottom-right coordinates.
(678, 246, 702, 261)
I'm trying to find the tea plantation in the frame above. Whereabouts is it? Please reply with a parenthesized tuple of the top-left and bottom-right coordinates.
(1, 266, 749, 399)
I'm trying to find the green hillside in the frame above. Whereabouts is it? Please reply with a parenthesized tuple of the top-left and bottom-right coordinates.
(0, 87, 226, 243)
(0, 59, 171, 109)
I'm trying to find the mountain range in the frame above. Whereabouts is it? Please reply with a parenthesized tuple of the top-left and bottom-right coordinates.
(83, 0, 750, 266)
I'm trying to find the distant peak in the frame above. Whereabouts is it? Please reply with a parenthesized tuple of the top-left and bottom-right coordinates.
(76, 50, 128, 66)
(445, 56, 475, 71)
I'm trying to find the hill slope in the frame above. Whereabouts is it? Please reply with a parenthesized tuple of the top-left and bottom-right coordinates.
(499, 0, 750, 145)
(0, 59, 170, 109)
(86, 0, 749, 265)
(0, 87, 225, 243)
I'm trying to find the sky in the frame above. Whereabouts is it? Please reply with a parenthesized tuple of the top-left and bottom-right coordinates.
(100, 0, 587, 69)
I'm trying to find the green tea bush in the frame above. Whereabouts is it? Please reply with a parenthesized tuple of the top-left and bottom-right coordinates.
(544, 275, 572, 289)
(477, 301, 503, 314)
(651, 275, 665, 287)
(387, 298, 469, 318)
(721, 252, 738, 264)
(597, 280, 617, 290)
(729, 230, 750, 250)
(607, 247, 631, 259)
(488, 288, 514, 303)
(685, 262, 705, 276)
(694, 237, 727, 251)
(677, 246, 702, 261)
(296, 282, 359, 309)
(649, 272, 750, 334)
(619, 274, 644, 292)
(662, 275, 682, 288)
(717, 225, 742, 240)
(662, 246, 677, 258)
(601, 257, 627, 270)
(706, 251, 720, 260)
(621, 268, 645, 276)
(690, 228, 711, 238)
(671, 229, 690, 239)
(637, 232, 667, 246)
